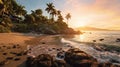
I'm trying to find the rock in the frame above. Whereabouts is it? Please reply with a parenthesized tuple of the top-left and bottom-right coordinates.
(116, 38, 120, 42)
(98, 62, 116, 67)
(64, 48, 97, 67)
(23, 50, 28, 55)
(10, 52, 17, 55)
(56, 48, 61, 51)
(52, 48, 56, 50)
(52, 60, 67, 67)
(0, 60, 8, 66)
(26, 56, 35, 67)
(12, 45, 17, 48)
(94, 46, 104, 51)
(48, 48, 52, 51)
(42, 42, 45, 44)
(99, 39, 104, 41)
(16, 44, 20, 46)
(6, 57, 13, 60)
(110, 59, 120, 63)
(3, 46, 6, 47)
(93, 40, 96, 42)
(14, 57, 21, 61)
(3, 53, 7, 55)
(57, 52, 65, 59)
(7, 46, 11, 49)
(16, 52, 23, 56)
(26, 54, 53, 67)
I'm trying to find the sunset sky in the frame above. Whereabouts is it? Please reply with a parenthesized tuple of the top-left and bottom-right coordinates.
(16, 0, 120, 30)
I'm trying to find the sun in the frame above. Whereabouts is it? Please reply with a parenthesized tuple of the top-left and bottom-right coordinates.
(70, 21, 87, 28)
(79, 23, 86, 27)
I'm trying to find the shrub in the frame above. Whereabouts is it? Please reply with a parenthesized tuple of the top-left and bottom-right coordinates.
(0, 25, 11, 33)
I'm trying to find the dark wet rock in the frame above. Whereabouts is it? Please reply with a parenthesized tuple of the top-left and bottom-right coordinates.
(16, 52, 23, 56)
(93, 40, 96, 42)
(36, 54, 53, 67)
(94, 46, 104, 51)
(110, 59, 120, 63)
(7, 46, 11, 49)
(23, 50, 28, 55)
(56, 48, 61, 51)
(99, 39, 104, 41)
(10, 52, 17, 55)
(16, 53, 22, 56)
(48, 49, 52, 51)
(14, 57, 21, 61)
(52, 48, 56, 50)
(26, 54, 67, 67)
(3, 53, 7, 55)
(26, 54, 53, 67)
(25, 48, 120, 67)
(12, 45, 17, 48)
(26, 56, 35, 67)
(52, 60, 67, 67)
(3, 46, 6, 47)
(6, 57, 13, 60)
(57, 52, 65, 59)
(42, 42, 45, 44)
(64, 48, 97, 67)
(26, 56, 34, 67)
(0, 60, 8, 66)
(116, 38, 120, 42)
(97, 62, 120, 67)
(29, 48, 32, 51)
(16, 44, 20, 46)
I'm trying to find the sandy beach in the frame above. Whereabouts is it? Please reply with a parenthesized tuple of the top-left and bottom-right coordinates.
(0, 33, 120, 67)
(0, 33, 64, 67)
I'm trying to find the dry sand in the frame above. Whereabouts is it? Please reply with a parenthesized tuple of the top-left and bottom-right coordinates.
(0, 33, 64, 67)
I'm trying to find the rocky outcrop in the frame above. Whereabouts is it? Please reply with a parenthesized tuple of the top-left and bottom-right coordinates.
(64, 48, 98, 67)
(64, 48, 120, 67)
(26, 48, 120, 67)
(26, 54, 67, 67)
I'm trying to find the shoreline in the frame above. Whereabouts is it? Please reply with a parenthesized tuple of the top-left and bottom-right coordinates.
(0, 33, 120, 67)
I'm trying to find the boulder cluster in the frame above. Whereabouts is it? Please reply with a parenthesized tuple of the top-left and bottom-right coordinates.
(26, 48, 120, 67)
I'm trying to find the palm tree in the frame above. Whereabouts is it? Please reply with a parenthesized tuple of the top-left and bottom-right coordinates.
(57, 10, 63, 22)
(65, 13, 71, 24)
(45, 3, 54, 19)
(35, 9, 42, 16)
(57, 10, 61, 16)
(16, 5, 26, 16)
(45, 3, 57, 22)
(50, 8, 57, 21)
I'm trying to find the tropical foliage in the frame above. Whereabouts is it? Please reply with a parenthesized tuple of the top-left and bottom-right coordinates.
(0, 0, 81, 34)
(65, 13, 71, 24)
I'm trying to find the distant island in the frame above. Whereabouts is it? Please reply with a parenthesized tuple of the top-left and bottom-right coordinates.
(76, 26, 113, 31)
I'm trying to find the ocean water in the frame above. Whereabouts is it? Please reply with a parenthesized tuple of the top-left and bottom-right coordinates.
(61, 31, 120, 65)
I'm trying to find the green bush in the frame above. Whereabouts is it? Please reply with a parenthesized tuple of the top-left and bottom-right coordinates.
(12, 24, 29, 33)
(0, 25, 11, 33)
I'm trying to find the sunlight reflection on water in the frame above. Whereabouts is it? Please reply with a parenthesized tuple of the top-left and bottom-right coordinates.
(73, 31, 120, 46)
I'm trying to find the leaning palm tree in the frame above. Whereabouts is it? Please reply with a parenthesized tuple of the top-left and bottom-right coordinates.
(65, 13, 71, 24)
